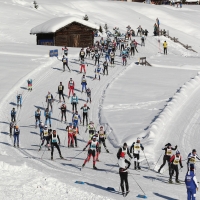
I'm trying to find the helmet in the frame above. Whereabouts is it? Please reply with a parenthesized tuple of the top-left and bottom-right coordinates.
(13, 107, 15, 110)
(167, 143, 171, 146)
(93, 136, 96, 139)
(176, 150, 180, 154)
(69, 123, 72, 126)
(15, 126, 19, 129)
(137, 137, 141, 141)
(44, 125, 47, 128)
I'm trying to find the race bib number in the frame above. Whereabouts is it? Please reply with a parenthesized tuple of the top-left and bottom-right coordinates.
(190, 157, 196, 163)
(59, 86, 62, 90)
(44, 130, 48, 136)
(173, 160, 179, 165)
(166, 150, 172, 155)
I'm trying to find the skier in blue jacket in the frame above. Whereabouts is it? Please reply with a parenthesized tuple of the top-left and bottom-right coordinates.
(16, 94, 22, 107)
(94, 65, 101, 80)
(185, 164, 198, 200)
(72, 110, 81, 128)
(71, 93, 78, 113)
(11, 108, 16, 122)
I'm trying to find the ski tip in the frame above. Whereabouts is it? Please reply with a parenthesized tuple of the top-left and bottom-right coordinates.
(75, 181, 84, 184)
(137, 194, 147, 199)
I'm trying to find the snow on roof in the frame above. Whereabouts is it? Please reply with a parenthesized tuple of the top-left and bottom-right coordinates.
(30, 17, 99, 34)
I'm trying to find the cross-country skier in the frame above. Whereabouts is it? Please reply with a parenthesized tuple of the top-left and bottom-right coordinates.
(81, 75, 87, 93)
(98, 126, 109, 153)
(158, 143, 177, 173)
(68, 78, 75, 97)
(46, 129, 63, 160)
(44, 108, 52, 127)
(117, 143, 132, 160)
(16, 94, 22, 107)
(86, 88, 92, 103)
(62, 46, 68, 56)
(60, 103, 67, 122)
(110, 50, 115, 66)
(86, 47, 90, 58)
(66, 123, 74, 147)
(120, 39, 125, 51)
(132, 39, 139, 53)
(94, 65, 101, 80)
(85, 121, 96, 139)
(93, 52, 101, 66)
(118, 152, 131, 197)
(39, 125, 50, 151)
(80, 60, 87, 74)
(122, 53, 127, 66)
(169, 150, 183, 183)
(137, 25, 142, 36)
(185, 164, 198, 200)
(27, 79, 32, 91)
(9, 121, 15, 137)
(163, 41, 168, 55)
(187, 149, 200, 170)
(79, 48, 85, 60)
(104, 47, 110, 63)
(11, 108, 16, 122)
(72, 125, 78, 147)
(13, 125, 20, 147)
(103, 61, 108, 75)
(35, 108, 41, 128)
(130, 137, 144, 170)
(130, 41, 135, 56)
(71, 93, 78, 113)
(141, 34, 145, 47)
(82, 136, 99, 169)
(66, 123, 74, 148)
(39, 120, 44, 138)
(58, 82, 65, 103)
(57, 55, 71, 72)
(72, 110, 81, 128)
(80, 104, 90, 126)
(46, 92, 54, 111)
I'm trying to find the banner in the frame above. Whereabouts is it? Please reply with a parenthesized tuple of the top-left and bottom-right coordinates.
(49, 49, 58, 57)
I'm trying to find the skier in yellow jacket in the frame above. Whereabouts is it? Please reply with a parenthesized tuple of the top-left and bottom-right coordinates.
(163, 41, 168, 55)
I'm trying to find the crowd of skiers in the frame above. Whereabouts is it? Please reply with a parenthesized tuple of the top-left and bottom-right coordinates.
(7, 24, 188, 198)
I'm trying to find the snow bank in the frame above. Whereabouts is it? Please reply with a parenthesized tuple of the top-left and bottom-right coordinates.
(0, 156, 113, 200)
(147, 71, 200, 159)
(30, 16, 99, 34)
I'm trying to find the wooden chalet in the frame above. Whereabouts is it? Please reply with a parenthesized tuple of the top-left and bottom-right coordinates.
(30, 17, 98, 47)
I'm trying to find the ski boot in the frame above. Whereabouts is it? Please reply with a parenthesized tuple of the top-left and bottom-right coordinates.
(134, 161, 137, 170)
(93, 165, 97, 170)
(51, 156, 53, 160)
(169, 178, 173, 184)
(60, 155, 64, 159)
(38, 146, 41, 151)
(14, 144, 16, 147)
(137, 163, 141, 170)
(82, 164, 85, 168)
(158, 168, 161, 173)
(175, 179, 180, 183)
(17, 145, 19, 148)
(106, 149, 109, 153)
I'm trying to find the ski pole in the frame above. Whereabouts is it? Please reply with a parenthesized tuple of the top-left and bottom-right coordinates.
(70, 150, 84, 160)
(131, 175, 146, 196)
(143, 150, 150, 170)
(153, 153, 163, 171)
(41, 146, 47, 159)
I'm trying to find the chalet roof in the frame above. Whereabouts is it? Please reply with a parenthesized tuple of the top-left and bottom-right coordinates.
(30, 17, 99, 34)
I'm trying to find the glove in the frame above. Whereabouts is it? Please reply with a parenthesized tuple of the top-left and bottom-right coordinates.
(181, 166, 183, 168)
(83, 148, 86, 151)
(175, 145, 177, 148)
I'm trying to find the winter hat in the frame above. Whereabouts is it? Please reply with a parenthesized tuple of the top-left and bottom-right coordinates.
(137, 137, 141, 141)
(123, 143, 127, 147)
(176, 150, 180, 154)
(192, 149, 196, 153)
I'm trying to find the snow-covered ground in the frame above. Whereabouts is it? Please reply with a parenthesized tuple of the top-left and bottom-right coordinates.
(1, 0, 200, 199)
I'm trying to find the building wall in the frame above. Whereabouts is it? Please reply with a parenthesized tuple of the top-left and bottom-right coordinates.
(55, 22, 94, 47)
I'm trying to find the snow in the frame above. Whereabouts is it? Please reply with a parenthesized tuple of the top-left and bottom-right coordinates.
(1, 0, 200, 199)
(30, 16, 99, 34)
